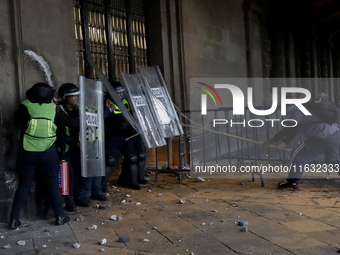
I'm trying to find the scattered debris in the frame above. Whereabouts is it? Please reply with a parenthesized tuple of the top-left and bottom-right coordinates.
(112, 185, 117, 188)
(73, 243, 81, 249)
(212, 210, 218, 212)
(241, 226, 248, 232)
(142, 238, 149, 242)
(178, 212, 181, 214)
(126, 194, 131, 197)
(241, 180, 247, 186)
(238, 221, 248, 226)
(76, 215, 85, 221)
(99, 238, 107, 245)
(205, 199, 208, 202)
(87, 225, 98, 230)
(110, 215, 117, 221)
(299, 212, 303, 216)
(0, 236, 4, 238)
(152, 226, 158, 230)
(146, 231, 150, 234)
(98, 248, 105, 252)
(117, 216, 123, 221)
(17, 240, 26, 246)
(105, 193, 110, 197)
(232, 204, 237, 207)
(54, 230, 59, 233)
(23, 224, 29, 227)
(148, 190, 152, 192)
(201, 223, 206, 226)
(42, 245, 47, 248)
(97, 204, 110, 210)
(208, 222, 214, 226)
(2, 244, 11, 249)
(179, 198, 186, 204)
(136, 202, 141, 205)
(197, 177, 205, 182)
(118, 236, 130, 243)
(121, 199, 126, 204)
(158, 193, 163, 197)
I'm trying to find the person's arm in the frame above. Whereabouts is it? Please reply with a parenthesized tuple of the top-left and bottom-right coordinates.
(55, 106, 79, 128)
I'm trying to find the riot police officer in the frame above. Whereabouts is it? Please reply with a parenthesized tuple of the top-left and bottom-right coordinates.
(104, 82, 148, 190)
(9, 83, 79, 229)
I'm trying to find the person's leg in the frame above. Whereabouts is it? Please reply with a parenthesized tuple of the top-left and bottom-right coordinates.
(9, 149, 37, 228)
(122, 139, 141, 190)
(132, 136, 148, 184)
(39, 146, 68, 225)
(287, 136, 333, 183)
(91, 177, 108, 201)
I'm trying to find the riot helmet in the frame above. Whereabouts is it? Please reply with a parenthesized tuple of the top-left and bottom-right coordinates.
(58, 83, 80, 100)
(26, 83, 54, 104)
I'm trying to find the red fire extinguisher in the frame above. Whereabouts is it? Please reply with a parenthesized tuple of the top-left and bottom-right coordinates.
(59, 160, 69, 196)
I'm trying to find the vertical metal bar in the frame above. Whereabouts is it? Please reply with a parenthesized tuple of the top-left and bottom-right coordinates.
(80, 0, 93, 78)
(225, 110, 231, 165)
(125, 0, 136, 73)
(105, 0, 116, 82)
(155, 147, 158, 170)
(167, 138, 170, 169)
(252, 112, 258, 165)
(178, 135, 182, 170)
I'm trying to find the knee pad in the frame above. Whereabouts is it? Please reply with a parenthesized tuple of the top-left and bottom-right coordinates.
(138, 153, 145, 161)
(128, 155, 138, 164)
(107, 156, 116, 167)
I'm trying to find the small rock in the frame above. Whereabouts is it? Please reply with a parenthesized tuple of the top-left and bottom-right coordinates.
(0, 236, 3, 238)
(209, 222, 214, 226)
(105, 193, 110, 197)
(97, 204, 110, 210)
(121, 199, 126, 204)
(158, 193, 163, 197)
(73, 243, 81, 249)
(148, 190, 152, 192)
(117, 216, 123, 221)
(136, 202, 141, 205)
(238, 221, 248, 226)
(197, 177, 205, 182)
(118, 236, 130, 243)
(142, 238, 149, 242)
(241, 226, 248, 232)
(42, 245, 47, 248)
(53, 231, 58, 233)
(110, 215, 117, 221)
(87, 225, 97, 230)
(299, 212, 302, 216)
(178, 212, 181, 214)
(241, 180, 247, 185)
(179, 198, 186, 204)
(146, 231, 150, 234)
(112, 185, 117, 188)
(212, 210, 218, 212)
(2, 244, 11, 249)
(152, 226, 158, 230)
(201, 223, 206, 226)
(17, 240, 26, 246)
(99, 238, 107, 245)
(126, 194, 131, 197)
(232, 204, 237, 207)
(76, 215, 85, 221)
(98, 248, 105, 252)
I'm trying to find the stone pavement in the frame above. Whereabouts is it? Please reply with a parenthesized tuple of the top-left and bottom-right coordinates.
(1, 175, 340, 255)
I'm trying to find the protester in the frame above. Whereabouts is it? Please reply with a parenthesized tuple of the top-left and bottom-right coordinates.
(263, 96, 340, 190)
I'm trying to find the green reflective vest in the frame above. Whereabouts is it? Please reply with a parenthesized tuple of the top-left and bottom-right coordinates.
(113, 99, 129, 114)
(22, 100, 57, 152)
(59, 105, 71, 152)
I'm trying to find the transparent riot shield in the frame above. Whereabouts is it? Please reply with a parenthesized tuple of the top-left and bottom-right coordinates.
(121, 73, 166, 148)
(79, 76, 105, 177)
(139, 66, 184, 138)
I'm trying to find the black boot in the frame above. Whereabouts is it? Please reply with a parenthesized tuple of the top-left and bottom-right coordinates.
(64, 196, 76, 212)
(56, 215, 70, 226)
(137, 164, 149, 184)
(127, 164, 141, 190)
(8, 219, 21, 229)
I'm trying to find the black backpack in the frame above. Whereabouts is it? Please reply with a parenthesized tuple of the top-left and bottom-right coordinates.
(304, 98, 340, 124)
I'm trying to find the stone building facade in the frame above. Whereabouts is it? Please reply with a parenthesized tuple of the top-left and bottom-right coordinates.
(0, 0, 339, 221)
